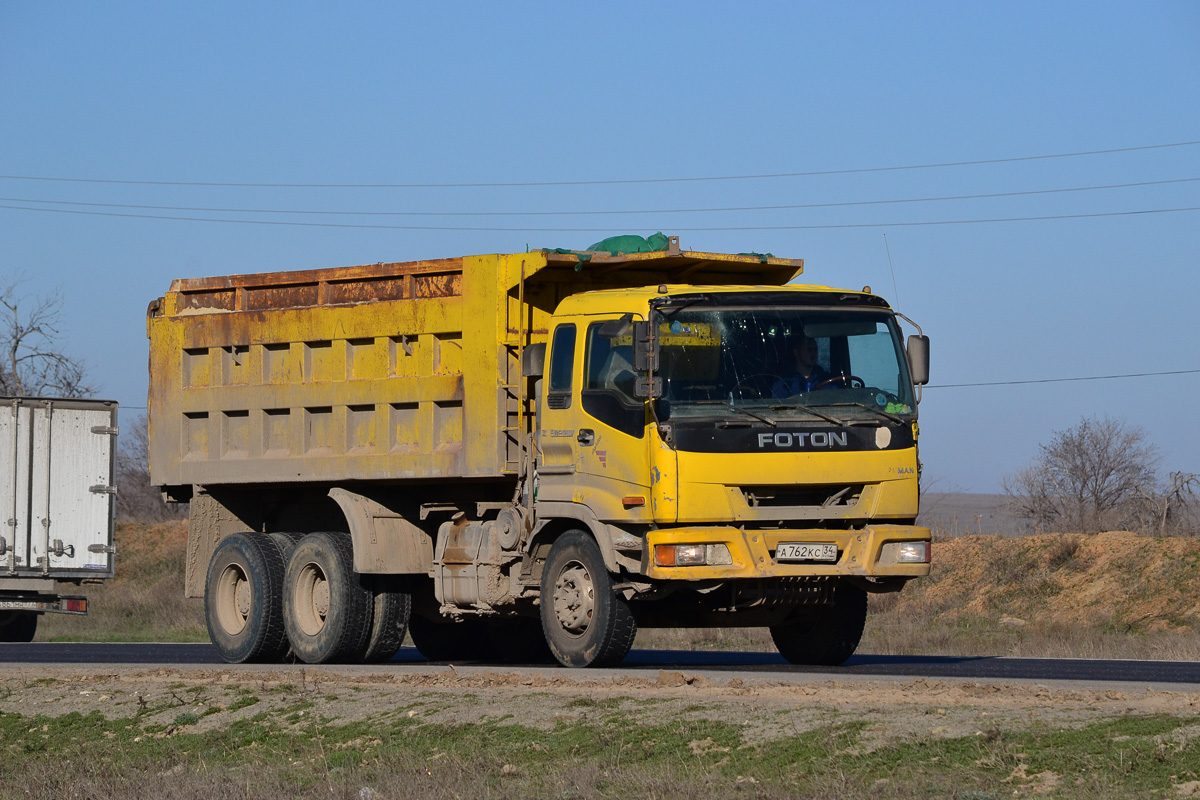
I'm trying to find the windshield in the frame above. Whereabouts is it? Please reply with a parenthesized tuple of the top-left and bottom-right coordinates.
(654, 304, 916, 423)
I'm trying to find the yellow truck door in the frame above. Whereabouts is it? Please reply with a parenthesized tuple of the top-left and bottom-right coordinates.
(537, 317, 654, 522)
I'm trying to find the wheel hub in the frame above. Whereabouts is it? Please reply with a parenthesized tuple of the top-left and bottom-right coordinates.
(215, 564, 250, 636)
(552, 561, 594, 636)
(295, 562, 331, 637)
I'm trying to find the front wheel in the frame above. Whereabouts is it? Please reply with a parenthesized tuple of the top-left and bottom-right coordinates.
(539, 531, 637, 668)
(0, 610, 38, 643)
(769, 583, 867, 666)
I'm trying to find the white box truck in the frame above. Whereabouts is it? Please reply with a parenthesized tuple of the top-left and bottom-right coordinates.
(0, 397, 117, 642)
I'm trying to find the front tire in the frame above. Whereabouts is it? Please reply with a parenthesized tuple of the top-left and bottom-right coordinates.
(0, 611, 38, 643)
(770, 582, 868, 666)
(539, 531, 637, 668)
(205, 533, 289, 663)
(283, 532, 372, 664)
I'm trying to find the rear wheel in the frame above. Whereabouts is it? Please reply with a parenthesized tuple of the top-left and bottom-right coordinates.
(283, 532, 372, 664)
(540, 531, 637, 668)
(359, 577, 412, 663)
(769, 583, 868, 666)
(205, 533, 289, 663)
(0, 610, 38, 643)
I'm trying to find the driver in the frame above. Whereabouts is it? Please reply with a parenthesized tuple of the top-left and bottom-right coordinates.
(772, 333, 830, 397)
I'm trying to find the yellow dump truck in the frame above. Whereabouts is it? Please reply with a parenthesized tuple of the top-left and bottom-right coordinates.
(147, 235, 931, 667)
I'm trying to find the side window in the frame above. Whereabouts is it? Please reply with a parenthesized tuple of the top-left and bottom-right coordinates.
(582, 321, 645, 438)
(546, 324, 576, 410)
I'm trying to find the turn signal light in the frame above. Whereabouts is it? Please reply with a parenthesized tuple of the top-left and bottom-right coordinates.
(654, 544, 733, 567)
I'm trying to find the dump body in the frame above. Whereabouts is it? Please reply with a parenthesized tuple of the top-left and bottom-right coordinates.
(0, 397, 116, 637)
(147, 247, 803, 490)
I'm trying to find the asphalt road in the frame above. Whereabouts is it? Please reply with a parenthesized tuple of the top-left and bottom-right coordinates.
(2, 643, 1199, 687)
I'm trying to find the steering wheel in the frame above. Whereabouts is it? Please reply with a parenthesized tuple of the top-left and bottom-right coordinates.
(813, 374, 865, 390)
(732, 374, 783, 398)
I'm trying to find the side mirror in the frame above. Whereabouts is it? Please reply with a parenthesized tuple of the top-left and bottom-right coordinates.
(906, 335, 929, 386)
(521, 343, 546, 378)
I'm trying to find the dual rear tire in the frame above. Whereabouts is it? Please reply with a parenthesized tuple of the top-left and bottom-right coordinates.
(205, 531, 410, 665)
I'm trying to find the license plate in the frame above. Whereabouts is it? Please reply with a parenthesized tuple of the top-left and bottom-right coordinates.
(775, 542, 838, 562)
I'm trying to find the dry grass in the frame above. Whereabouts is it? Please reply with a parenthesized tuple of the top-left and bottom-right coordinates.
(37, 521, 206, 642)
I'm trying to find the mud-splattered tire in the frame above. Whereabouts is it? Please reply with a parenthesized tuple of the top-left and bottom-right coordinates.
(769, 582, 868, 666)
(283, 532, 372, 664)
(359, 577, 412, 663)
(408, 615, 495, 662)
(0, 611, 38, 643)
(540, 531, 637, 668)
(205, 533, 289, 663)
(267, 531, 305, 559)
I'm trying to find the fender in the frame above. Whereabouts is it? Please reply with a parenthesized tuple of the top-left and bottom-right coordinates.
(328, 488, 433, 574)
(532, 501, 642, 573)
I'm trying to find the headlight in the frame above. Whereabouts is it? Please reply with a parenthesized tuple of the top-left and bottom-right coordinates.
(654, 543, 733, 567)
(881, 541, 930, 564)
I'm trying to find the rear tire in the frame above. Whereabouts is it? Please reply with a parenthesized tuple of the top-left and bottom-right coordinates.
(205, 533, 289, 663)
(283, 532, 372, 664)
(360, 577, 412, 663)
(540, 531, 637, 668)
(0, 611, 38, 643)
(769, 583, 868, 666)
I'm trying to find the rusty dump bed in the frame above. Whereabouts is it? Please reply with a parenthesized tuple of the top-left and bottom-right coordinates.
(146, 245, 802, 490)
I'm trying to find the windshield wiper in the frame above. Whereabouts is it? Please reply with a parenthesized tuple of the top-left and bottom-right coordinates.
(819, 402, 905, 424)
(687, 399, 778, 426)
(766, 403, 848, 427)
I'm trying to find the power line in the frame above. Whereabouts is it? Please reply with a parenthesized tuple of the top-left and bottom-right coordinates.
(928, 369, 1200, 389)
(2, 177, 1196, 219)
(117, 367, 1200, 410)
(1, 141, 1197, 189)
(2, 202, 1198, 231)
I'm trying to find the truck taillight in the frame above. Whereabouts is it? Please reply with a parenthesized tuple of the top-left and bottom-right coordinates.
(65, 598, 87, 613)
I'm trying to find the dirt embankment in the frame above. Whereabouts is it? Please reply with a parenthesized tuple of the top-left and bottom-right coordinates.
(905, 531, 1200, 632)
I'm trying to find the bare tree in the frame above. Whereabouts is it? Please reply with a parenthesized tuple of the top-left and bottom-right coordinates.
(1132, 471, 1200, 536)
(1004, 416, 1158, 534)
(115, 414, 187, 523)
(1, 278, 93, 397)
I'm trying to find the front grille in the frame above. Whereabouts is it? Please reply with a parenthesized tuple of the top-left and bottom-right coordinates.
(731, 577, 836, 608)
(742, 484, 863, 508)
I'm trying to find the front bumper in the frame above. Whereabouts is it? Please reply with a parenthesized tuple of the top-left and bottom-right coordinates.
(640, 524, 931, 581)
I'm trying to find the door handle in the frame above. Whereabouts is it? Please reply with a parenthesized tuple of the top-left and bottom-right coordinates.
(577, 428, 595, 446)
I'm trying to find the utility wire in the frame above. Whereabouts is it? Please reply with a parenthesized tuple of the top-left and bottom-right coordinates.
(1, 141, 1197, 189)
(2, 202, 1197, 231)
(117, 367, 1200, 411)
(2, 177, 1196, 218)
(928, 369, 1200, 389)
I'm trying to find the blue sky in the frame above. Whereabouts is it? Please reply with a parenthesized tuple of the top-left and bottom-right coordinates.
(2, 2, 1197, 492)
